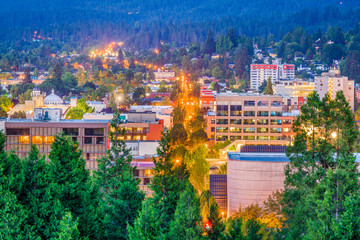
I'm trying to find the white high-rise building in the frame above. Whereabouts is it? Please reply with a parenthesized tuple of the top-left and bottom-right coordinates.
(250, 64, 295, 90)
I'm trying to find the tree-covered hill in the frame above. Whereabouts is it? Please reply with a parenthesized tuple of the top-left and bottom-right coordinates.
(0, 0, 360, 48)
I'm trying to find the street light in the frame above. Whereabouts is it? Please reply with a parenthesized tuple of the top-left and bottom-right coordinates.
(331, 132, 337, 138)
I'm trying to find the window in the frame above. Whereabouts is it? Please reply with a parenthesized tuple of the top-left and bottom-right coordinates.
(244, 119, 255, 125)
(243, 127, 255, 133)
(134, 170, 139, 177)
(243, 136, 255, 140)
(32, 136, 43, 144)
(96, 137, 104, 144)
(72, 137, 78, 142)
(257, 119, 269, 125)
(230, 105, 242, 116)
(44, 136, 55, 144)
(244, 101, 255, 106)
(216, 105, 228, 116)
(283, 128, 291, 133)
(270, 111, 282, 117)
(18, 136, 30, 144)
(63, 128, 79, 136)
(144, 178, 151, 185)
(244, 111, 255, 116)
(271, 101, 281, 107)
(216, 119, 228, 124)
(257, 101, 269, 107)
(211, 119, 215, 124)
(270, 119, 282, 125)
(230, 136, 242, 141)
(6, 128, 30, 135)
(283, 119, 291, 124)
(85, 128, 104, 136)
(84, 137, 93, 144)
(257, 111, 269, 116)
(229, 127, 242, 133)
(86, 153, 90, 160)
(211, 127, 215, 132)
(216, 127, 228, 133)
(257, 136, 269, 140)
(257, 128, 269, 133)
(230, 119, 241, 125)
(270, 128, 282, 133)
(270, 136, 281, 140)
(216, 135, 228, 141)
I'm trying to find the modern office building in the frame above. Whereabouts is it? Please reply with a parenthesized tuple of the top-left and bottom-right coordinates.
(315, 68, 355, 111)
(250, 64, 295, 90)
(274, 80, 315, 98)
(209, 174, 227, 216)
(4, 119, 110, 171)
(214, 93, 293, 143)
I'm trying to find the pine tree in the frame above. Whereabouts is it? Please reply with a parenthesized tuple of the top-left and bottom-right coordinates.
(150, 128, 189, 236)
(128, 198, 161, 240)
(204, 30, 216, 55)
(205, 202, 225, 239)
(48, 133, 102, 239)
(168, 184, 203, 240)
(23, 67, 32, 84)
(281, 91, 360, 239)
(53, 62, 63, 80)
(96, 112, 145, 239)
(55, 212, 80, 240)
(264, 77, 273, 95)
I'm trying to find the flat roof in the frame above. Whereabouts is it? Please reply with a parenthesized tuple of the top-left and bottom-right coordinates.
(6, 119, 110, 124)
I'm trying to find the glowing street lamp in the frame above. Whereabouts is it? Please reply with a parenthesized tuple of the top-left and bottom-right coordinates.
(331, 132, 337, 138)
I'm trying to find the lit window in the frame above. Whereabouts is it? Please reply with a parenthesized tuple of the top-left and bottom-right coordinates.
(32, 136, 43, 144)
(19, 136, 30, 144)
(44, 136, 55, 144)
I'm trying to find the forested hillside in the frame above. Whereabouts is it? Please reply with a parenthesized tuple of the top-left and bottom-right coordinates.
(0, 0, 360, 48)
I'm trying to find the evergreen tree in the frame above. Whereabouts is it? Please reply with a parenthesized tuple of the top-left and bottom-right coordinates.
(55, 212, 80, 240)
(48, 133, 102, 239)
(223, 217, 245, 240)
(150, 128, 189, 236)
(23, 67, 32, 84)
(53, 62, 63, 80)
(128, 198, 161, 240)
(204, 30, 216, 55)
(234, 48, 251, 79)
(96, 112, 145, 239)
(168, 184, 203, 240)
(245, 219, 269, 240)
(281, 91, 360, 239)
(264, 77, 274, 95)
(205, 202, 225, 239)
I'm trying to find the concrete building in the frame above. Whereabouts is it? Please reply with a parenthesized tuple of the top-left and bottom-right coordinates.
(129, 105, 173, 128)
(315, 68, 355, 111)
(250, 64, 295, 90)
(214, 93, 290, 143)
(274, 80, 315, 98)
(4, 119, 110, 171)
(154, 68, 175, 80)
(200, 90, 216, 111)
(227, 147, 289, 216)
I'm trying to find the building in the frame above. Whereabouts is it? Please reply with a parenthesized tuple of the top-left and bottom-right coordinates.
(129, 105, 173, 128)
(209, 174, 227, 216)
(274, 80, 315, 98)
(200, 90, 216, 111)
(315, 68, 355, 111)
(154, 68, 175, 80)
(250, 64, 295, 90)
(227, 146, 289, 216)
(214, 93, 291, 143)
(4, 119, 110, 171)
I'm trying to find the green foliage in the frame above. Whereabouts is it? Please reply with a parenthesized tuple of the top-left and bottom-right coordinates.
(66, 98, 94, 119)
(56, 212, 80, 240)
(264, 77, 273, 95)
(10, 111, 26, 119)
(173, 104, 186, 124)
(95, 112, 145, 239)
(170, 123, 188, 145)
(169, 184, 204, 240)
(281, 91, 360, 239)
(205, 202, 225, 239)
(128, 198, 161, 240)
(0, 95, 13, 117)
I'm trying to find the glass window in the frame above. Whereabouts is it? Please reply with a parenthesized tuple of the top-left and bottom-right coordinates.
(244, 101, 255, 106)
(257, 111, 269, 116)
(244, 111, 255, 116)
(230, 119, 241, 125)
(216, 127, 228, 133)
(211, 119, 215, 124)
(7, 128, 30, 135)
(243, 136, 255, 140)
(257, 128, 269, 133)
(84, 137, 93, 144)
(230, 105, 242, 116)
(270, 136, 281, 140)
(229, 127, 242, 133)
(18, 136, 30, 144)
(257, 101, 269, 107)
(244, 119, 255, 125)
(216, 119, 228, 124)
(216, 135, 228, 141)
(270, 111, 282, 117)
(85, 128, 104, 136)
(32, 136, 43, 144)
(211, 127, 215, 132)
(257, 136, 269, 140)
(63, 128, 79, 136)
(216, 105, 228, 116)
(270, 119, 282, 125)
(230, 136, 242, 141)
(96, 137, 104, 144)
(257, 119, 269, 125)
(283, 128, 291, 133)
(283, 119, 291, 124)
(244, 127, 255, 133)
(272, 101, 281, 107)
(44, 136, 55, 144)
(270, 128, 282, 133)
